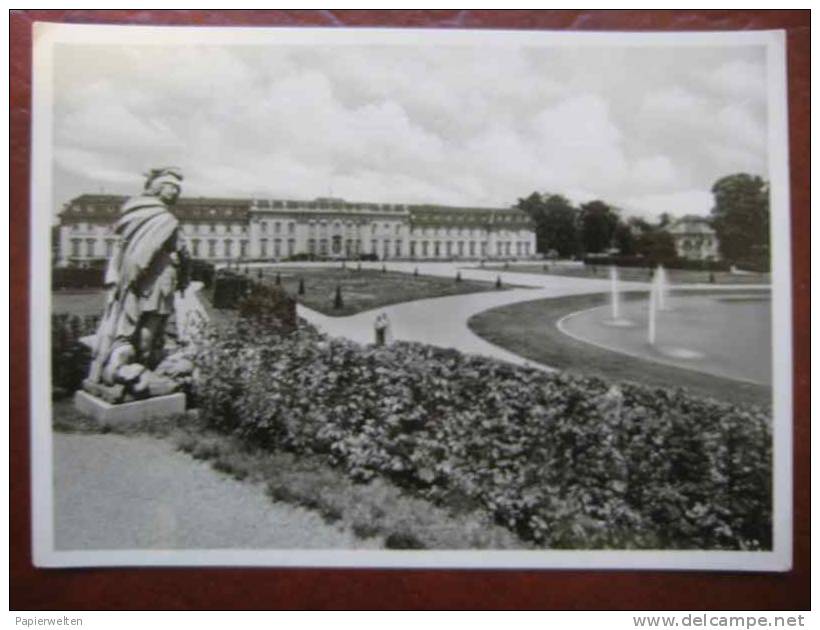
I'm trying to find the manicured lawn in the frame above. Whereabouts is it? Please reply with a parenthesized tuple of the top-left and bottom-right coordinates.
(52, 289, 107, 317)
(481, 263, 770, 285)
(468, 291, 772, 407)
(257, 266, 503, 316)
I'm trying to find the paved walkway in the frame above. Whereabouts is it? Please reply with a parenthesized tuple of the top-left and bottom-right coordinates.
(53, 432, 379, 550)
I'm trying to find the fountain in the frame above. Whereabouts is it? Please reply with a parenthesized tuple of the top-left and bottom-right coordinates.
(603, 266, 634, 327)
(656, 265, 676, 311)
(648, 266, 702, 359)
(647, 270, 658, 345)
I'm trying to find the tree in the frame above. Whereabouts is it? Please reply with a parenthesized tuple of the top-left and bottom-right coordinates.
(614, 222, 637, 256)
(635, 229, 677, 264)
(516, 193, 580, 258)
(709, 173, 770, 268)
(579, 200, 619, 254)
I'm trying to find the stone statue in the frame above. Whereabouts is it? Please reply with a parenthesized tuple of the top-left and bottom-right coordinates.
(84, 167, 192, 402)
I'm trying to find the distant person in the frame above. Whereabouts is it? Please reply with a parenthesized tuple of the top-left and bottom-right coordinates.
(374, 312, 392, 346)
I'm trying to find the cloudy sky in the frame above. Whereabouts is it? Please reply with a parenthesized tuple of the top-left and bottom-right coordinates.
(52, 41, 768, 219)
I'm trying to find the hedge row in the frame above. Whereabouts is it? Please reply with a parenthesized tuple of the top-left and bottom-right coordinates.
(583, 256, 731, 272)
(52, 267, 105, 289)
(192, 321, 772, 550)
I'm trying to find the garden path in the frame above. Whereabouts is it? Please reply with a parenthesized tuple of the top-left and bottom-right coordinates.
(53, 432, 379, 550)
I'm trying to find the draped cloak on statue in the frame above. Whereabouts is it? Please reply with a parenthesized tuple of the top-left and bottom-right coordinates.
(86, 195, 181, 384)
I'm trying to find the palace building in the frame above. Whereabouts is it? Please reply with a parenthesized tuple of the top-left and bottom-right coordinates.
(55, 194, 536, 266)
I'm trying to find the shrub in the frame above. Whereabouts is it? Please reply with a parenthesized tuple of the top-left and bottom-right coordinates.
(189, 259, 216, 289)
(52, 313, 95, 398)
(237, 283, 297, 333)
(192, 321, 772, 550)
(211, 270, 253, 309)
(52, 266, 105, 290)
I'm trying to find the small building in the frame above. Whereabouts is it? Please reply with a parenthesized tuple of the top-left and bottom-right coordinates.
(668, 215, 720, 261)
(54, 194, 536, 266)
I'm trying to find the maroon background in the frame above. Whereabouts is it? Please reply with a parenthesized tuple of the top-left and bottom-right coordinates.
(10, 10, 810, 611)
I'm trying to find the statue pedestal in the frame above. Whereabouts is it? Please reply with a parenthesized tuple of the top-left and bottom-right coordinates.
(74, 390, 185, 426)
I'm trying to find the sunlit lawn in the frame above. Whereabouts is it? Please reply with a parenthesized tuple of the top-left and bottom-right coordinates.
(258, 266, 503, 316)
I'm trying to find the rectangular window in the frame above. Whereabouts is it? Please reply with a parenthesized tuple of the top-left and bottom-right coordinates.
(395, 241, 401, 257)
(274, 238, 282, 258)
(469, 242, 476, 257)
(192, 239, 200, 257)
(274, 222, 281, 234)
(224, 239, 233, 258)
(288, 222, 295, 235)
(259, 239, 268, 258)
(105, 239, 114, 257)
(457, 242, 464, 257)
(71, 238, 81, 257)
(434, 242, 440, 257)
(308, 239, 316, 254)
(422, 241, 429, 257)
(383, 240, 391, 259)
(371, 239, 377, 255)
(86, 238, 95, 258)
(209, 240, 217, 258)
(446, 241, 453, 257)
(497, 242, 503, 256)
(240, 240, 248, 258)
(481, 242, 488, 257)
(287, 239, 295, 256)
(409, 241, 416, 257)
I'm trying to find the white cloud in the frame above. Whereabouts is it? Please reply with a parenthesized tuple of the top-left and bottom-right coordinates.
(52, 42, 770, 221)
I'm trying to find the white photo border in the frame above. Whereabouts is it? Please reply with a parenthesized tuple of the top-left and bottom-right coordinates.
(29, 23, 793, 570)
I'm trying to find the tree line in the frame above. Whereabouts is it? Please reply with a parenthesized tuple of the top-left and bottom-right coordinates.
(515, 173, 770, 270)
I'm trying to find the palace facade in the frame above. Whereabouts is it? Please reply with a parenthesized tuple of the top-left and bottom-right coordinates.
(55, 194, 536, 266)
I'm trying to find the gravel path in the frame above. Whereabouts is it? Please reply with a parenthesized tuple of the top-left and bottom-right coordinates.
(54, 432, 379, 551)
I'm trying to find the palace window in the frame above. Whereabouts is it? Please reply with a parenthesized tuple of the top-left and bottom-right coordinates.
(71, 238, 81, 257)
(371, 239, 377, 254)
(457, 242, 464, 257)
(307, 239, 316, 255)
(274, 238, 282, 258)
(287, 238, 295, 257)
(409, 241, 416, 257)
(446, 241, 453, 257)
(191, 239, 201, 257)
(481, 242, 487, 257)
(240, 240, 248, 258)
(86, 239, 96, 258)
(288, 222, 295, 235)
(259, 239, 268, 257)
(421, 241, 429, 257)
(209, 240, 217, 258)
(469, 242, 476, 257)
(395, 241, 402, 257)
(224, 240, 233, 258)
(383, 240, 391, 259)
(434, 242, 441, 257)
(274, 221, 281, 234)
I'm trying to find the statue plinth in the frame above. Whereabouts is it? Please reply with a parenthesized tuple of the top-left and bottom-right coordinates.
(74, 389, 185, 426)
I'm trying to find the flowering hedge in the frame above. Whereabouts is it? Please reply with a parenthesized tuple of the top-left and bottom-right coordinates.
(193, 321, 772, 550)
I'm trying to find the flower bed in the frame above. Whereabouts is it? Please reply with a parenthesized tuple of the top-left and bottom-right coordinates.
(192, 321, 772, 550)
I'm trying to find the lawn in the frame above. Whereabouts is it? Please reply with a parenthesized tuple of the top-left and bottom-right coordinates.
(256, 266, 503, 316)
(481, 263, 770, 285)
(468, 290, 772, 407)
(52, 289, 107, 318)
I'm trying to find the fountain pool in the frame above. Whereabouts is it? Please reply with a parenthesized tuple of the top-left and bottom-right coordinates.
(558, 293, 772, 386)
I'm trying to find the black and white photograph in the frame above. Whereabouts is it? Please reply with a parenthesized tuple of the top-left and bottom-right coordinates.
(30, 23, 792, 570)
